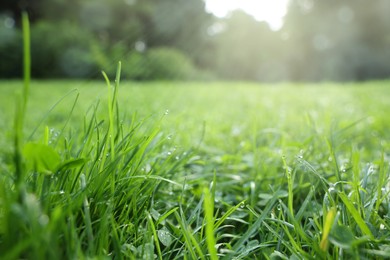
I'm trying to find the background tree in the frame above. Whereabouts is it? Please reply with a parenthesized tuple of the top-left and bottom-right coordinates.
(0, 0, 389, 81)
(282, 0, 390, 81)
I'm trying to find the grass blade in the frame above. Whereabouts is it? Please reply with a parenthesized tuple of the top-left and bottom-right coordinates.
(229, 190, 280, 255)
(319, 207, 336, 252)
(203, 187, 218, 260)
(338, 192, 374, 239)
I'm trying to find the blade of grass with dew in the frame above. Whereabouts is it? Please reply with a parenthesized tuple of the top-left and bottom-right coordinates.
(375, 151, 387, 213)
(214, 201, 246, 231)
(156, 207, 179, 225)
(282, 155, 294, 217)
(80, 173, 95, 255)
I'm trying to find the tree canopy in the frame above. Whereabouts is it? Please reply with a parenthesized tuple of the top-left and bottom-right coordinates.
(1, 0, 389, 81)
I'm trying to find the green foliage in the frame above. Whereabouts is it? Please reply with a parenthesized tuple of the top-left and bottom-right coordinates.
(23, 143, 60, 174)
(30, 21, 100, 78)
(1, 0, 390, 81)
(283, 0, 390, 81)
(145, 47, 197, 80)
(122, 48, 199, 81)
(0, 15, 22, 77)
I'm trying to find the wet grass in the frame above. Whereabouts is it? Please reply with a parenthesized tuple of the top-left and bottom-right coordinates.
(0, 78, 390, 259)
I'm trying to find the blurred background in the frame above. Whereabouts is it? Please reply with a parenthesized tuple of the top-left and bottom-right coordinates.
(0, 0, 389, 81)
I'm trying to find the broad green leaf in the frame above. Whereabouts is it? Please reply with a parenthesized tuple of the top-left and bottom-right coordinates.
(157, 228, 172, 247)
(23, 143, 60, 174)
(328, 224, 356, 249)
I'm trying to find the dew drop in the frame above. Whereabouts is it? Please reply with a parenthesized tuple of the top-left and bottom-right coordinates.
(328, 184, 336, 194)
(158, 229, 172, 247)
(39, 215, 49, 226)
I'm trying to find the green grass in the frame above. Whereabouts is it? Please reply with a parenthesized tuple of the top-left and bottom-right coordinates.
(1, 79, 390, 259)
(1, 14, 390, 259)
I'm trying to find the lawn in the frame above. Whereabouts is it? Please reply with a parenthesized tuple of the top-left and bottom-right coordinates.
(0, 79, 390, 259)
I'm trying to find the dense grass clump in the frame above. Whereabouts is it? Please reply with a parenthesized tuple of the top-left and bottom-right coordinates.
(1, 13, 390, 259)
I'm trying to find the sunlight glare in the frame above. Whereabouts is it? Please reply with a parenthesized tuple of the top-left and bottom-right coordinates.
(205, 0, 289, 30)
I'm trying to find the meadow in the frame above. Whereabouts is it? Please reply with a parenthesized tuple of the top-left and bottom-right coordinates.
(0, 78, 390, 259)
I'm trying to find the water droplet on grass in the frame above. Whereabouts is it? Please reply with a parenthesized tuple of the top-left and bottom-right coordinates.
(328, 184, 336, 194)
(164, 109, 169, 115)
(158, 228, 172, 247)
(39, 215, 49, 226)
